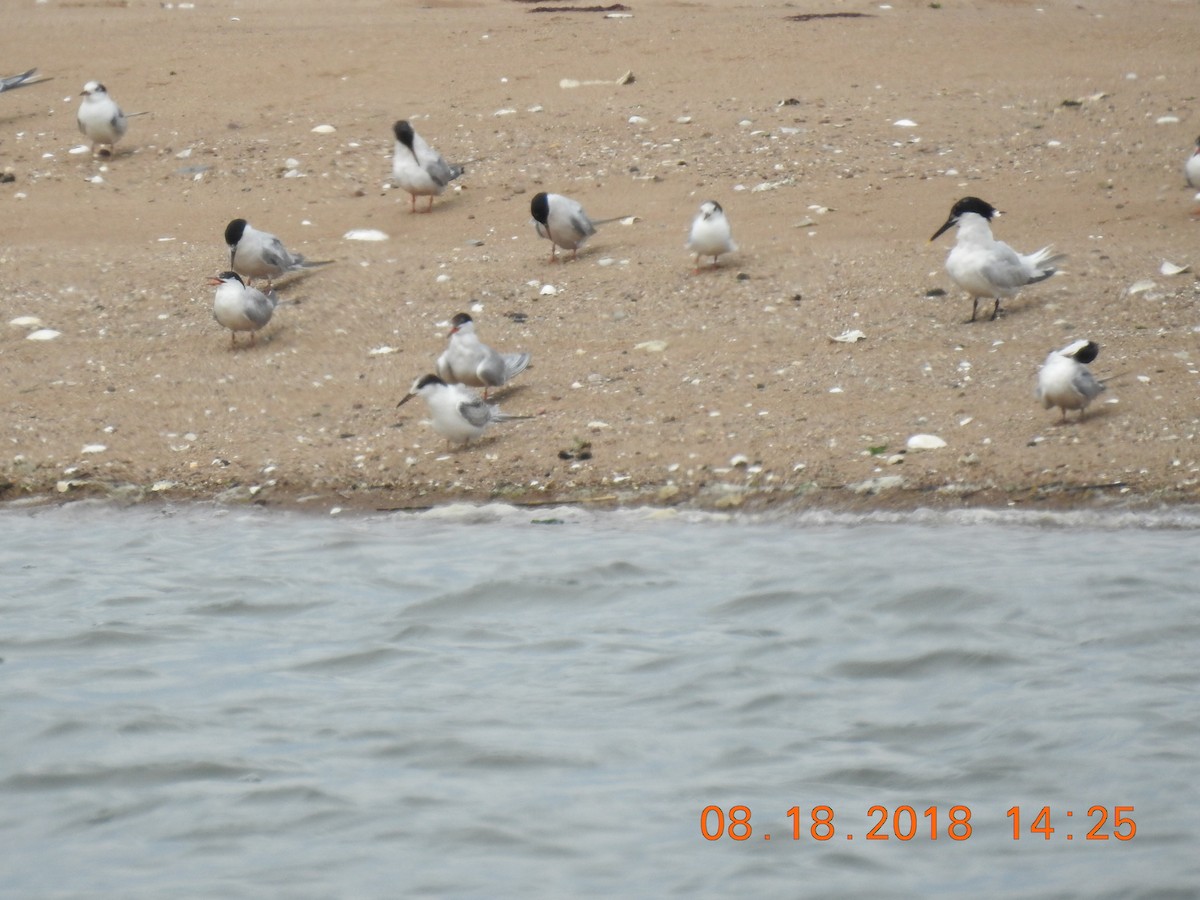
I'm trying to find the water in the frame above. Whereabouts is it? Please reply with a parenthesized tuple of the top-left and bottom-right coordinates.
(1, 502, 1198, 898)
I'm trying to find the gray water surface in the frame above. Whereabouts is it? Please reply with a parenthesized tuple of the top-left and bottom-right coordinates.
(1, 503, 1197, 898)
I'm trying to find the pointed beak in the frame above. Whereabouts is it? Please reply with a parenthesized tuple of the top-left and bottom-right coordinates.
(207, 277, 223, 286)
(397, 393, 416, 409)
(929, 217, 956, 242)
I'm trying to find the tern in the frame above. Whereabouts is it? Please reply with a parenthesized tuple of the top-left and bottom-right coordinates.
(530, 192, 627, 262)
(391, 120, 465, 213)
(687, 200, 737, 270)
(208, 271, 278, 347)
(436, 313, 530, 399)
(77, 81, 127, 157)
(397, 374, 529, 446)
(1037, 339, 1106, 422)
(224, 218, 331, 288)
(930, 196, 1065, 322)
(1186, 136, 1200, 190)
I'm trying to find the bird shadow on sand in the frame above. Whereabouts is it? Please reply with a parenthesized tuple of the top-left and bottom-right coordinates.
(1047, 404, 1113, 426)
(225, 331, 281, 352)
(273, 267, 332, 292)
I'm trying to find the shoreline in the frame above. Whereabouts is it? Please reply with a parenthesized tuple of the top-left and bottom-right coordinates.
(6, 469, 1196, 519)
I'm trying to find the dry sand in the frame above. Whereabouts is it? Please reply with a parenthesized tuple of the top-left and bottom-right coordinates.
(2, 0, 1199, 514)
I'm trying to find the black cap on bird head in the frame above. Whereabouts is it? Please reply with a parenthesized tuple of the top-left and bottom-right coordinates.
(224, 218, 248, 247)
(392, 120, 415, 148)
(530, 192, 550, 225)
(398, 373, 446, 407)
(449, 312, 473, 332)
(930, 196, 1000, 241)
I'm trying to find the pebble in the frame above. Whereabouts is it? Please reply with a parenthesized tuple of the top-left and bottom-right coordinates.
(343, 228, 389, 241)
(906, 434, 947, 451)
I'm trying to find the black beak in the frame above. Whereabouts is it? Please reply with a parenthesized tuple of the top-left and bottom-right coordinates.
(929, 216, 957, 242)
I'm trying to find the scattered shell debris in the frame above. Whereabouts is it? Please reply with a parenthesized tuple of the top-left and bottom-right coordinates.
(559, 70, 635, 89)
(830, 329, 866, 343)
(906, 434, 947, 451)
(1160, 260, 1190, 276)
(343, 229, 389, 241)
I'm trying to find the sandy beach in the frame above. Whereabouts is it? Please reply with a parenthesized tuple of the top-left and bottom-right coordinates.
(2, 0, 1199, 513)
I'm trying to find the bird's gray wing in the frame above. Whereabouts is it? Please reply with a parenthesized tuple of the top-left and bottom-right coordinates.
(1074, 369, 1106, 401)
(570, 211, 596, 239)
(245, 289, 277, 328)
(0, 68, 37, 93)
(422, 152, 458, 188)
(501, 352, 531, 381)
(261, 235, 298, 270)
(475, 347, 508, 386)
(980, 244, 1032, 290)
(458, 398, 494, 428)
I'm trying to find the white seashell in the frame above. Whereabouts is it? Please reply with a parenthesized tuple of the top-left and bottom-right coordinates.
(635, 340, 668, 352)
(9, 316, 42, 328)
(628, 115, 648, 124)
(69, 145, 90, 155)
(1160, 260, 1190, 276)
(906, 434, 947, 451)
(435, 274, 451, 283)
(310, 124, 336, 134)
(730, 454, 750, 467)
(587, 421, 611, 430)
(893, 119, 918, 127)
(559, 79, 581, 89)
(1126, 279, 1157, 295)
(1156, 116, 1180, 125)
(368, 346, 398, 356)
(81, 444, 107, 454)
(26, 328, 61, 341)
(830, 329, 866, 343)
(493, 108, 517, 116)
(343, 228, 389, 241)
(539, 284, 558, 296)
